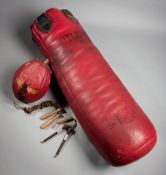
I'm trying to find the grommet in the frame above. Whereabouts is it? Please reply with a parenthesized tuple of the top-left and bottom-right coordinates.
(61, 9, 79, 24)
(36, 13, 51, 33)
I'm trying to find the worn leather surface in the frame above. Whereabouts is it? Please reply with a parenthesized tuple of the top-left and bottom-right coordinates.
(31, 8, 157, 165)
(12, 60, 51, 103)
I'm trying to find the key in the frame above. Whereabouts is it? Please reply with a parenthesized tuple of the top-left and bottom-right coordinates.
(53, 126, 76, 158)
(40, 109, 66, 129)
(52, 117, 75, 128)
(40, 108, 62, 120)
(40, 114, 61, 129)
(40, 124, 70, 143)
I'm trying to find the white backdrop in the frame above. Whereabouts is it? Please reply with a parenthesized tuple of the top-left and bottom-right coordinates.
(0, 0, 166, 175)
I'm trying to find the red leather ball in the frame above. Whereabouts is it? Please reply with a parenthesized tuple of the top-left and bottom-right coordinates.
(12, 59, 51, 103)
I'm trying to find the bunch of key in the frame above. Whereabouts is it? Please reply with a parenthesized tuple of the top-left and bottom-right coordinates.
(13, 100, 77, 157)
(41, 120, 77, 157)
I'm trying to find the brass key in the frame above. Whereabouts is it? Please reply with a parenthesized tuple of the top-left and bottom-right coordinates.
(40, 108, 62, 120)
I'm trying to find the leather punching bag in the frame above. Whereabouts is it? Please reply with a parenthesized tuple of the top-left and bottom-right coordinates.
(31, 8, 157, 166)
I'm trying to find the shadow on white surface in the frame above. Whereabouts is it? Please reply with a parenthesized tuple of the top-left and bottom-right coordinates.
(74, 124, 110, 168)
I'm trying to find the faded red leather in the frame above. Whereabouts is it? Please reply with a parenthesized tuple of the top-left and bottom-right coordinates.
(31, 8, 157, 165)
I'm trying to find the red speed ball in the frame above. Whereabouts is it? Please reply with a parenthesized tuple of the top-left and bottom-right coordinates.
(12, 59, 51, 103)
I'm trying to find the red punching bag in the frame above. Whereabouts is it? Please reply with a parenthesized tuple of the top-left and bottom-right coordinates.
(31, 8, 157, 165)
